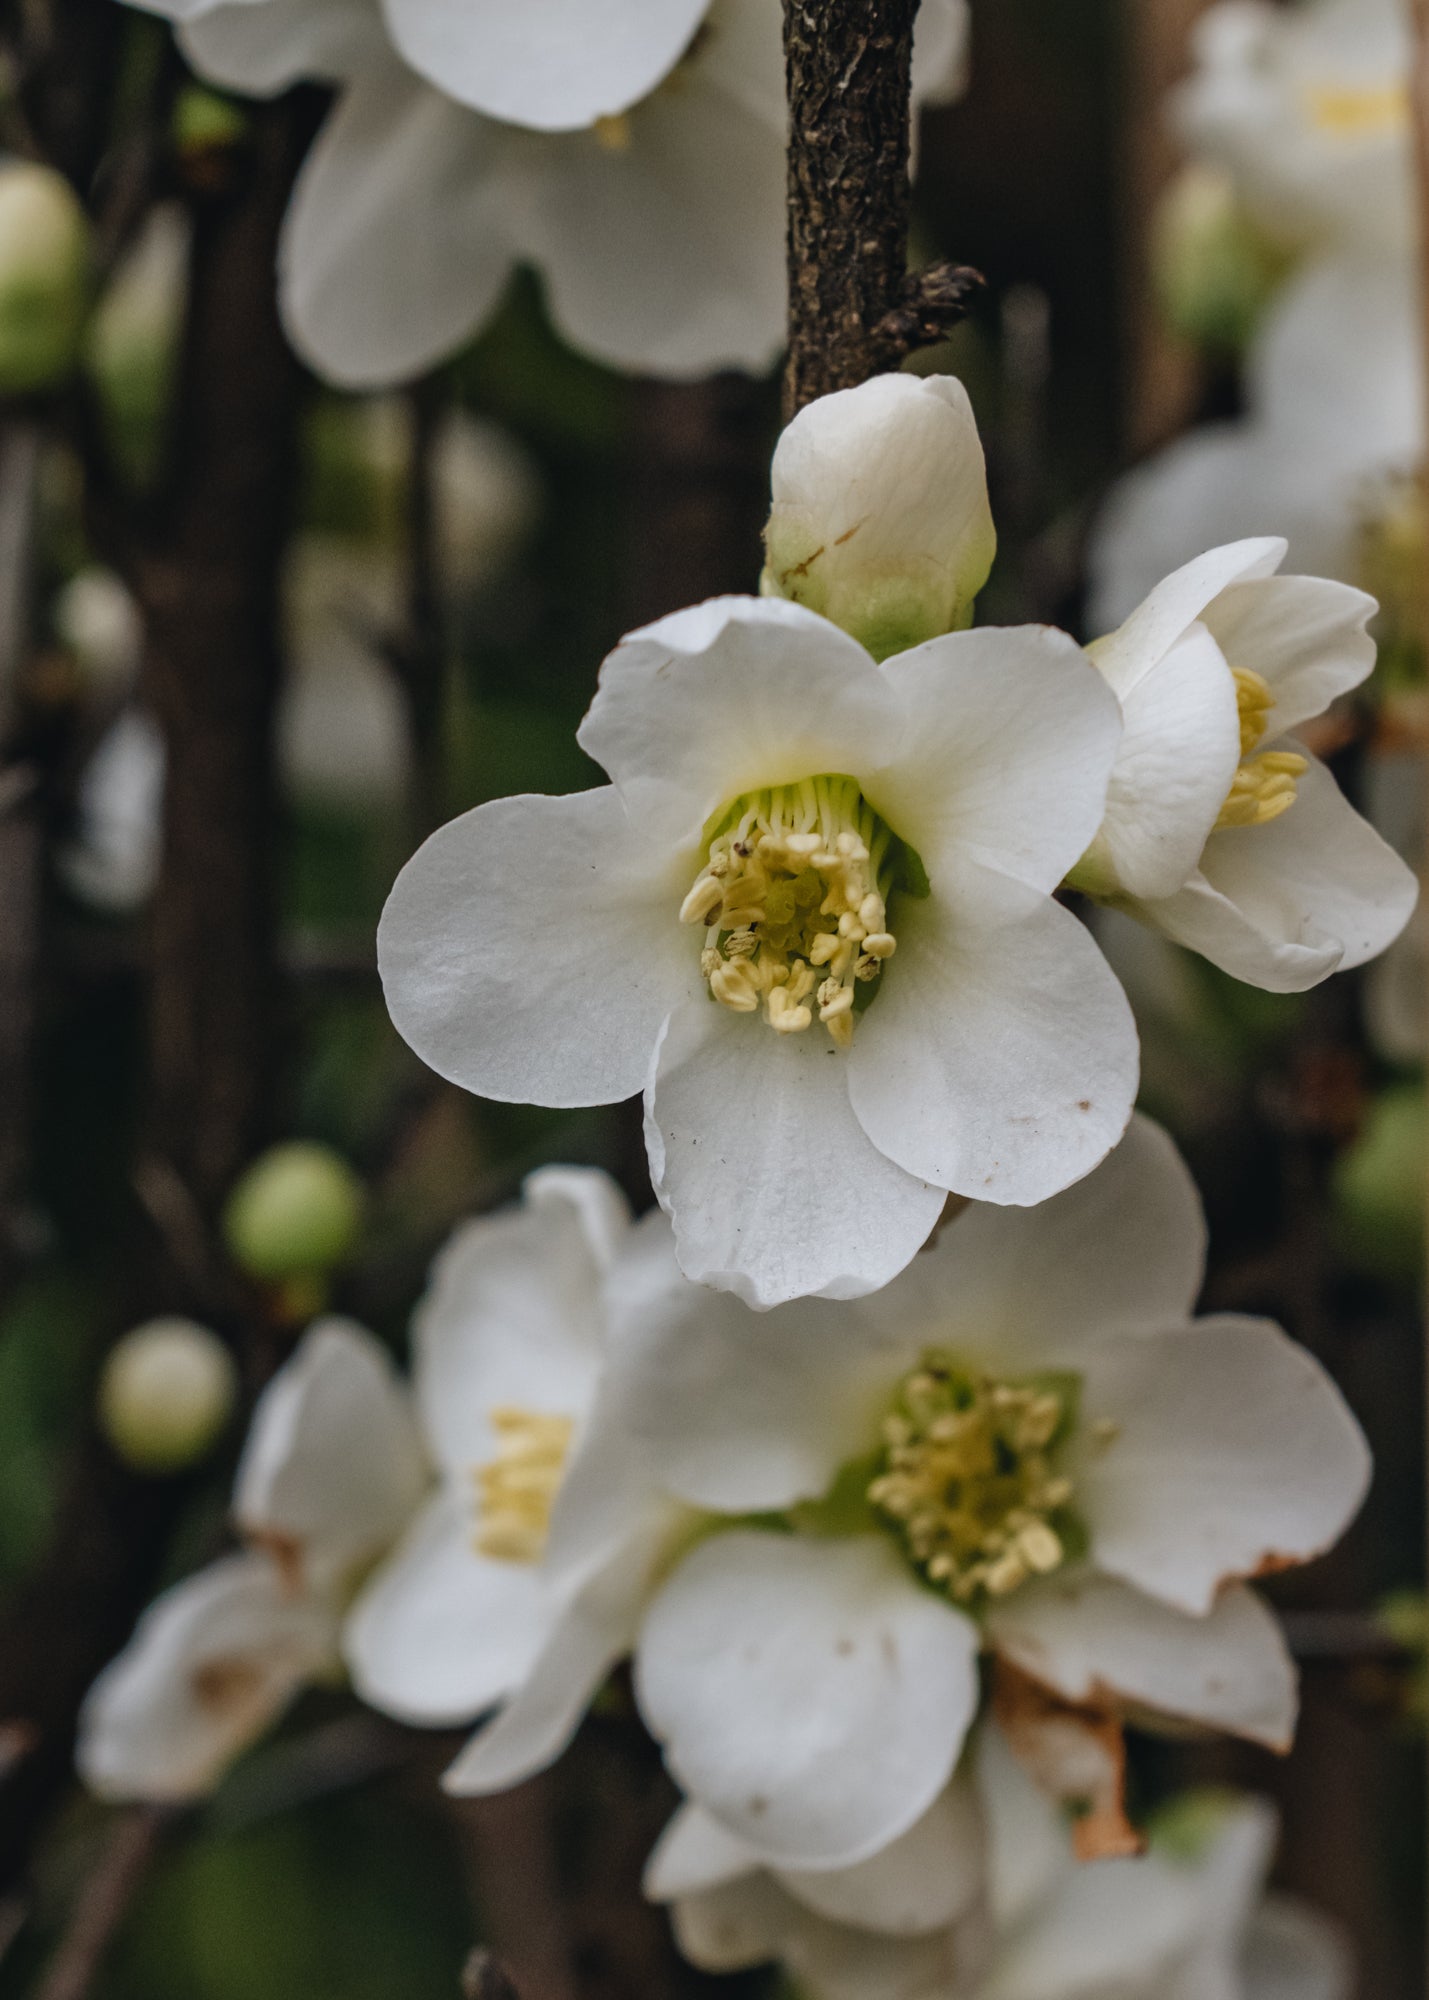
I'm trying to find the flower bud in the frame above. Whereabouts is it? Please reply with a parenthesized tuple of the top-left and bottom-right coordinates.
(223, 1141, 365, 1283)
(0, 161, 90, 395)
(99, 1317, 237, 1473)
(761, 373, 996, 662)
(1332, 1083, 1425, 1285)
(1152, 163, 1286, 354)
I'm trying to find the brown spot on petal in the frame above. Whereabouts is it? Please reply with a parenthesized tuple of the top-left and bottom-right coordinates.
(833, 519, 866, 546)
(1250, 1550, 1301, 1580)
(248, 1529, 306, 1597)
(993, 1659, 1143, 1862)
(192, 1656, 267, 1718)
(779, 544, 826, 584)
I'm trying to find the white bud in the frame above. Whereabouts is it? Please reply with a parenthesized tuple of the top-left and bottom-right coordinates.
(99, 1317, 238, 1474)
(0, 161, 90, 394)
(1152, 162, 1285, 353)
(761, 373, 996, 662)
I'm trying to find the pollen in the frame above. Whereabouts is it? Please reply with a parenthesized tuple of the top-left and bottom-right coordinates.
(473, 1408, 574, 1564)
(680, 775, 911, 1048)
(1303, 81, 1407, 140)
(867, 1351, 1079, 1606)
(592, 113, 634, 152)
(1215, 666, 1308, 831)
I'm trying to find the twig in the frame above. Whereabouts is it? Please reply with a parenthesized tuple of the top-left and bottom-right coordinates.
(31, 1806, 171, 2000)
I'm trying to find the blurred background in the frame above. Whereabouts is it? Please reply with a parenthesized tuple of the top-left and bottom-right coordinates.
(0, 0, 1423, 1995)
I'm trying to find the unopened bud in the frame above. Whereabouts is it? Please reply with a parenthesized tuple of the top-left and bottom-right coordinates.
(1332, 1084, 1426, 1285)
(1152, 163, 1287, 354)
(0, 162, 90, 395)
(761, 373, 996, 662)
(223, 1141, 365, 1282)
(99, 1317, 237, 1473)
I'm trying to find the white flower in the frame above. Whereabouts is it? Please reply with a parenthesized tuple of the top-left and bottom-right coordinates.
(649, 1726, 1352, 2000)
(77, 1319, 425, 1800)
(129, 0, 968, 386)
(342, 1166, 634, 1726)
(379, 594, 1137, 1308)
(1173, 0, 1412, 256)
(1072, 537, 1416, 992)
(761, 374, 997, 661)
(441, 1118, 1368, 1872)
(60, 708, 165, 914)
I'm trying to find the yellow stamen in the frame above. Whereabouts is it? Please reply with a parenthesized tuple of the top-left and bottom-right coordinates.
(593, 113, 634, 152)
(1303, 81, 1407, 139)
(473, 1408, 573, 1564)
(1216, 666, 1308, 831)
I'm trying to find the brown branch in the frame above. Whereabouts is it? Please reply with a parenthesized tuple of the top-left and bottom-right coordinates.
(32, 1807, 172, 2000)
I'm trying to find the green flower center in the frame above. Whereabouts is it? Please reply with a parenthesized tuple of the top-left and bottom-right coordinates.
(867, 1349, 1083, 1606)
(679, 775, 925, 1048)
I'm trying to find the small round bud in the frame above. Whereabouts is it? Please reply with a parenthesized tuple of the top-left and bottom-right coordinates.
(0, 162, 91, 395)
(223, 1141, 365, 1282)
(761, 373, 996, 662)
(1152, 163, 1286, 354)
(1332, 1084, 1425, 1285)
(99, 1317, 237, 1473)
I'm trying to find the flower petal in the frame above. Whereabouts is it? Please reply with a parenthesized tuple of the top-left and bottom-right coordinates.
(635, 1531, 979, 1869)
(233, 1318, 427, 1593)
(179, 0, 382, 91)
(76, 1554, 338, 1802)
(876, 624, 1123, 894)
(277, 66, 513, 390)
(845, 866, 1138, 1207)
(987, 1575, 1297, 1750)
(1093, 622, 1242, 902)
(1136, 872, 1342, 993)
(1241, 1898, 1352, 2000)
(775, 1782, 984, 1936)
(856, 1111, 1206, 1372)
(379, 0, 707, 129)
(1089, 539, 1285, 685)
(343, 1490, 561, 1726)
(413, 1178, 614, 1475)
(378, 786, 692, 1108)
(1075, 1315, 1371, 1616)
(668, 1876, 800, 1974)
(979, 1850, 1202, 2000)
(646, 994, 946, 1308)
(1200, 575, 1377, 736)
(646, 1800, 762, 1900)
(578, 597, 899, 846)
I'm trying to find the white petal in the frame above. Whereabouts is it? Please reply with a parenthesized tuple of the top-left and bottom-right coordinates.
(1200, 575, 1377, 737)
(278, 67, 513, 390)
(76, 1554, 338, 1802)
(845, 867, 1138, 1207)
(635, 1531, 979, 1869)
(378, 786, 692, 1108)
(988, 1575, 1297, 1750)
(973, 1721, 1073, 1930)
(379, 0, 707, 129)
(1075, 1315, 1371, 1616)
(1094, 623, 1242, 902)
(179, 0, 381, 91)
(856, 1111, 1205, 1373)
(519, 46, 787, 378)
(523, 1163, 632, 1271)
(646, 1800, 763, 1900)
(668, 1875, 798, 1973)
(911, 0, 970, 105)
(342, 1490, 559, 1725)
(877, 624, 1123, 894)
(413, 1184, 611, 1475)
(442, 1520, 665, 1794)
(1137, 871, 1342, 994)
(1090, 540, 1286, 688)
(980, 1851, 1203, 2000)
(603, 1219, 896, 1510)
(1192, 749, 1418, 977)
(776, 1782, 984, 1935)
(1241, 1898, 1352, 2000)
(578, 597, 900, 846)
(646, 995, 946, 1309)
(233, 1318, 427, 1592)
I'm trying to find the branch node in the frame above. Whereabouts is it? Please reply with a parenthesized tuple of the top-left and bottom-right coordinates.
(869, 260, 986, 368)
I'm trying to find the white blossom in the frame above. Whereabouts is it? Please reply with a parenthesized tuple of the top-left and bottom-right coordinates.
(77, 1320, 425, 1800)
(1072, 538, 1415, 990)
(127, 0, 968, 386)
(379, 594, 1138, 1308)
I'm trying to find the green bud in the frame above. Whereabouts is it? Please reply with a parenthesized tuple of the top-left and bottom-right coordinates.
(223, 1140, 365, 1282)
(761, 373, 996, 663)
(0, 162, 91, 395)
(99, 1316, 237, 1474)
(1152, 163, 1289, 355)
(1332, 1084, 1426, 1286)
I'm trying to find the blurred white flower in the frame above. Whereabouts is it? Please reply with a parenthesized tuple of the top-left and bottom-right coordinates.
(379, 594, 1137, 1308)
(78, 1320, 425, 1800)
(1073, 537, 1415, 991)
(343, 1167, 635, 1727)
(126, 0, 968, 385)
(1363, 749, 1426, 1064)
(761, 374, 997, 661)
(280, 537, 408, 806)
(61, 708, 165, 914)
(442, 1118, 1367, 1874)
(53, 567, 142, 695)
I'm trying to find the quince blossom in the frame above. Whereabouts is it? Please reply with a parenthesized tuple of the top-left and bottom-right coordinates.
(436, 1118, 1367, 1874)
(379, 595, 1138, 1308)
(131, 0, 967, 385)
(77, 1320, 425, 1800)
(1071, 538, 1415, 991)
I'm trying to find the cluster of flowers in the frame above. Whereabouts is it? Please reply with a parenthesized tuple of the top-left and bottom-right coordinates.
(81, 368, 1412, 1998)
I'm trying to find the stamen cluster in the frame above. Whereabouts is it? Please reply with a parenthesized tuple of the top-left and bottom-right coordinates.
(680, 776, 898, 1047)
(868, 1350, 1076, 1605)
(473, 1408, 574, 1563)
(1215, 666, 1307, 830)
